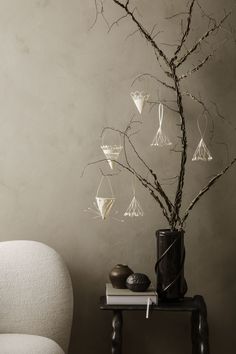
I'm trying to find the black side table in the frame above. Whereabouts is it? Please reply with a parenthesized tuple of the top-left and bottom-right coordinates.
(100, 295, 209, 354)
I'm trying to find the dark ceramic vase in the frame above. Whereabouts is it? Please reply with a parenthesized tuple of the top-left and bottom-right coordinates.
(155, 229, 187, 301)
(109, 264, 133, 289)
(126, 273, 151, 292)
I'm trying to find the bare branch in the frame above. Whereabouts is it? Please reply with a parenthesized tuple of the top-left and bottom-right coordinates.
(183, 91, 210, 114)
(179, 53, 213, 80)
(160, 42, 179, 48)
(165, 12, 188, 20)
(184, 92, 236, 134)
(174, 0, 196, 58)
(99, 167, 121, 177)
(182, 156, 236, 225)
(177, 11, 231, 67)
(211, 101, 236, 131)
(101, 124, 174, 213)
(150, 23, 159, 36)
(196, 0, 217, 28)
(170, 69, 188, 229)
(112, 0, 170, 66)
(82, 157, 171, 222)
(89, 0, 235, 230)
(153, 50, 172, 76)
(147, 100, 179, 114)
(125, 29, 139, 41)
(89, 0, 109, 30)
(131, 73, 175, 91)
(108, 13, 129, 33)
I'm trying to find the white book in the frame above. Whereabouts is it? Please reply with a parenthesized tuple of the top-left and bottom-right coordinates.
(106, 283, 158, 305)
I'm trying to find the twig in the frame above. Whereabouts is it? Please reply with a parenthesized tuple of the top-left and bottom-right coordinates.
(89, 0, 109, 30)
(182, 156, 236, 225)
(183, 91, 211, 114)
(174, 0, 196, 58)
(108, 13, 129, 33)
(131, 73, 175, 91)
(147, 100, 179, 114)
(112, 0, 170, 66)
(177, 11, 231, 67)
(211, 101, 236, 131)
(83, 157, 171, 222)
(101, 125, 174, 213)
(125, 29, 139, 41)
(165, 12, 188, 20)
(179, 53, 213, 80)
(196, 0, 217, 28)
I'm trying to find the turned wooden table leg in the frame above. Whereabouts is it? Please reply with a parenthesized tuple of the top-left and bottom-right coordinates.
(191, 295, 209, 354)
(111, 310, 123, 354)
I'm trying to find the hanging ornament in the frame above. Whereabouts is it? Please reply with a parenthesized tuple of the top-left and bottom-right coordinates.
(95, 176, 115, 219)
(84, 176, 124, 222)
(101, 130, 123, 170)
(101, 145, 123, 169)
(192, 117, 212, 161)
(124, 180, 144, 217)
(130, 91, 149, 114)
(151, 103, 172, 147)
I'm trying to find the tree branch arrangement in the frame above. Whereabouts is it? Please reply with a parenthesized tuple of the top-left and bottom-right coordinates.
(85, 0, 236, 230)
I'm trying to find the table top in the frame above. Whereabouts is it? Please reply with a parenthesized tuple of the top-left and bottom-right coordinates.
(100, 295, 201, 312)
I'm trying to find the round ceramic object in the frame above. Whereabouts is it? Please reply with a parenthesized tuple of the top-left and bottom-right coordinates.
(126, 273, 151, 292)
(109, 264, 134, 289)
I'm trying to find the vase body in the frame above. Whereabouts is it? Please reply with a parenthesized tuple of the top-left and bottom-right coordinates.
(109, 264, 133, 289)
(155, 229, 187, 301)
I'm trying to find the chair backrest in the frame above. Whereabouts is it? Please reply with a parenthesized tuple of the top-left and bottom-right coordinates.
(0, 240, 73, 353)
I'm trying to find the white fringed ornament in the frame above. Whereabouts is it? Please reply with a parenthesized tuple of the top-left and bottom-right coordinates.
(124, 181, 144, 217)
(192, 118, 212, 161)
(151, 103, 172, 147)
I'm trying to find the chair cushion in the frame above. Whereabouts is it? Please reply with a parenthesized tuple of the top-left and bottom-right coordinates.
(0, 241, 73, 353)
(0, 334, 65, 354)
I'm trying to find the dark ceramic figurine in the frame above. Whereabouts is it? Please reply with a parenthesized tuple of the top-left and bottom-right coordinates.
(109, 264, 133, 289)
(126, 273, 151, 292)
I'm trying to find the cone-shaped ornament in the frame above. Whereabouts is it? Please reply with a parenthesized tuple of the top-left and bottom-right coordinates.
(96, 197, 115, 219)
(101, 145, 123, 169)
(192, 138, 212, 161)
(130, 91, 149, 114)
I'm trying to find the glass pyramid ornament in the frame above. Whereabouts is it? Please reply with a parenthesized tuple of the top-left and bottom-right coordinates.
(192, 118, 212, 161)
(151, 103, 172, 147)
(95, 176, 115, 220)
(101, 145, 123, 169)
(130, 91, 149, 114)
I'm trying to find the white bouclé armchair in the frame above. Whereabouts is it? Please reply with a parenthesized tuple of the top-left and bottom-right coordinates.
(0, 240, 73, 354)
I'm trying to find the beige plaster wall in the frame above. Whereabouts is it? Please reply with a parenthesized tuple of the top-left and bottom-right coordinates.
(0, 1, 235, 353)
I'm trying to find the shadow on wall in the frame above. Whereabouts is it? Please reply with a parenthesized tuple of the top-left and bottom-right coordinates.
(69, 268, 110, 354)
(203, 177, 236, 354)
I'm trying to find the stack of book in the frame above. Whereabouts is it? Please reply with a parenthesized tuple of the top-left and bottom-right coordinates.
(106, 283, 158, 305)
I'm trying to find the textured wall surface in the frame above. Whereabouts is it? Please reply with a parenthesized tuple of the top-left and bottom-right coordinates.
(0, 1, 235, 353)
